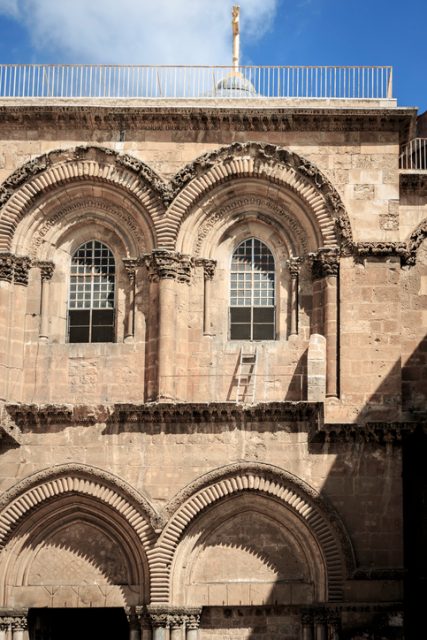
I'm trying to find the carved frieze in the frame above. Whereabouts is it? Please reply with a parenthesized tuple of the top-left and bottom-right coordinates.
(319, 422, 417, 444)
(405, 219, 427, 266)
(146, 607, 202, 630)
(356, 241, 408, 260)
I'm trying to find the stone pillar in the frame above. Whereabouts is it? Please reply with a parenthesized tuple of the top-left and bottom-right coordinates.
(145, 250, 193, 401)
(169, 615, 183, 640)
(307, 333, 326, 402)
(0, 253, 15, 400)
(37, 261, 55, 341)
(0, 617, 10, 640)
(301, 609, 313, 640)
(184, 610, 202, 640)
(313, 609, 327, 640)
(326, 609, 341, 640)
(127, 607, 141, 640)
(312, 248, 339, 399)
(123, 258, 138, 342)
(286, 257, 303, 336)
(11, 615, 28, 640)
(195, 259, 216, 335)
(147, 608, 169, 640)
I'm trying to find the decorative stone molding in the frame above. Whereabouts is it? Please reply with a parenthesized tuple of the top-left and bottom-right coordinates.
(320, 422, 417, 444)
(10, 617, 27, 631)
(0, 463, 159, 550)
(123, 258, 139, 283)
(12, 256, 31, 286)
(310, 247, 340, 279)
(194, 258, 216, 280)
(108, 401, 322, 427)
(144, 250, 193, 283)
(356, 241, 408, 260)
(192, 195, 310, 257)
(0, 253, 32, 285)
(0, 146, 166, 252)
(286, 256, 304, 278)
(30, 197, 149, 258)
(146, 607, 202, 629)
(35, 260, 55, 281)
(0, 252, 14, 282)
(405, 218, 427, 266)
(152, 461, 355, 604)
(164, 142, 352, 251)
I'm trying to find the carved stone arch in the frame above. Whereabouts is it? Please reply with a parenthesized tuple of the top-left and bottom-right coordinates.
(0, 145, 170, 252)
(152, 463, 355, 605)
(164, 142, 353, 251)
(0, 463, 160, 548)
(0, 464, 160, 607)
(406, 217, 427, 265)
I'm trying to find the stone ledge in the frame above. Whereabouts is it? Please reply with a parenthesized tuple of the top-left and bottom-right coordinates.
(0, 104, 415, 140)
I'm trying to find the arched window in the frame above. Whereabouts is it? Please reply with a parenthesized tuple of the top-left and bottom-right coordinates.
(230, 238, 275, 340)
(68, 240, 115, 343)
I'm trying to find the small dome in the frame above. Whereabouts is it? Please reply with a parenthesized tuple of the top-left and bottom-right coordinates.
(213, 72, 257, 97)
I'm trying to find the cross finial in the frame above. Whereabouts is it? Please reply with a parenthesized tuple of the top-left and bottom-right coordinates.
(232, 5, 240, 70)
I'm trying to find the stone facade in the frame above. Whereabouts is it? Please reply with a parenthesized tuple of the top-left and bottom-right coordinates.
(0, 97, 425, 640)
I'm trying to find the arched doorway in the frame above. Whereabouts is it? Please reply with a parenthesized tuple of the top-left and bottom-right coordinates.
(28, 607, 129, 640)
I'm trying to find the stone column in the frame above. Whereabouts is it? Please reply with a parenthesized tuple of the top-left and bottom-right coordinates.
(286, 257, 303, 336)
(145, 250, 193, 401)
(127, 607, 141, 640)
(0, 616, 10, 640)
(147, 608, 169, 640)
(37, 261, 55, 341)
(184, 610, 202, 640)
(123, 258, 138, 342)
(0, 253, 15, 400)
(11, 615, 28, 640)
(326, 609, 341, 640)
(312, 248, 340, 399)
(313, 609, 327, 640)
(169, 615, 183, 640)
(195, 259, 216, 335)
(301, 609, 313, 640)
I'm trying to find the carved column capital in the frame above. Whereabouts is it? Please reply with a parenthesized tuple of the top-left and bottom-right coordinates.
(311, 247, 340, 280)
(286, 256, 304, 278)
(144, 250, 193, 283)
(146, 606, 169, 628)
(123, 258, 138, 283)
(0, 252, 15, 283)
(184, 609, 202, 630)
(194, 258, 217, 281)
(10, 616, 28, 631)
(13, 256, 32, 286)
(36, 260, 55, 282)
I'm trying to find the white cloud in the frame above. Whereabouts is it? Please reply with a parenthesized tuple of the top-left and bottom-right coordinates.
(0, 0, 279, 64)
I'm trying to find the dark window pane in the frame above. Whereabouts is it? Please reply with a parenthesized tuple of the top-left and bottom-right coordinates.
(92, 309, 114, 326)
(230, 307, 251, 323)
(230, 323, 251, 340)
(91, 325, 115, 343)
(253, 307, 275, 323)
(253, 323, 275, 340)
(69, 309, 90, 325)
(69, 325, 90, 343)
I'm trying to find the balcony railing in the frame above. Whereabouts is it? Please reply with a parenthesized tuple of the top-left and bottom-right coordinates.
(399, 138, 427, 170)
(0, 64, 393, 100)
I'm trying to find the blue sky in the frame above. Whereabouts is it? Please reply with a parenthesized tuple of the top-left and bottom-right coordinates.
(0, 0, 425, 112)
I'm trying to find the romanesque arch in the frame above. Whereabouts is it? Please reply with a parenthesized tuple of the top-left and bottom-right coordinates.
(152, 463, 355, 605)
(0, 146, 168, 253)
(0, 464, 159, 608)
(166, 142, 353, 252)
(406, 217, 427, 265)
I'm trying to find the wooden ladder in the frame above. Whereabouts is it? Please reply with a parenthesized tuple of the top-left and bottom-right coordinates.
(236, 347, 258, 404)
